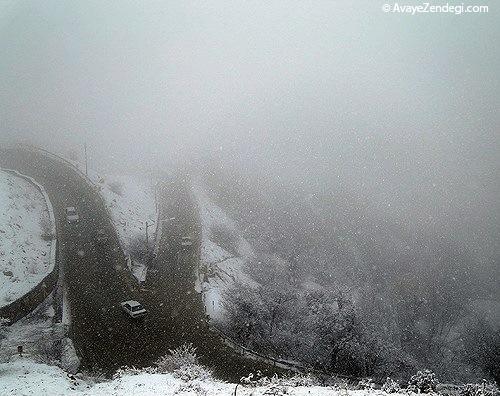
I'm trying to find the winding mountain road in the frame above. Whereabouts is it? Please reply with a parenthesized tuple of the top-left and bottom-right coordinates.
(0, 147, 284, 380)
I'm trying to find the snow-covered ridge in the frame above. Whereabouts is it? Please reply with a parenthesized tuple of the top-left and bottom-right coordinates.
(0, 169, 56, 309)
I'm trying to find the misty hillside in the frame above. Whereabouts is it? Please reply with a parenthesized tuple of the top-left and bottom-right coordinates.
(193, 161, 499, 382)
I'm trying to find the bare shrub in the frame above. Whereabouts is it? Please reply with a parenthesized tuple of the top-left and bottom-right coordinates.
(408, 369, 439, 393)
(155, 343, 212, 381)
(358, 378, 375, 390)
(173, 364, 212, 382)
(382, 377, 401, 393)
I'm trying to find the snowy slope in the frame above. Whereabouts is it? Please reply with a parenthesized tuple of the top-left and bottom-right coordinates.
(0, 358, 412, 396)
(192, 184, 255, 322)
(0, 170, 54, 308)
(91, 172, 157, 282)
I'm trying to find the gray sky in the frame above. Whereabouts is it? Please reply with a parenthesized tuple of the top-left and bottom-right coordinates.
(1, 0, 499, 259)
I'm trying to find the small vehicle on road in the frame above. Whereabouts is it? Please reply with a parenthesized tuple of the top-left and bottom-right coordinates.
(120, 300, 147, 319)
(181, 236, 193, 247)
(65, 206, 79, 223)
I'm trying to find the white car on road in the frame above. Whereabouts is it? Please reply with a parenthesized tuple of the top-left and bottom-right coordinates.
(121, 300, 147, 319)
(65, 206, 79, 223)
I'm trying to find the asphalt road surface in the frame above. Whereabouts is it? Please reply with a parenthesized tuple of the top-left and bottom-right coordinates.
(1, 148, 285, 380)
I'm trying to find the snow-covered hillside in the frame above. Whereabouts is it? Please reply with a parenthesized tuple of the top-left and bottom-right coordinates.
(192, 184, 255, 322)
(0, 170, 54, 307)
(91, 173, 157, 282)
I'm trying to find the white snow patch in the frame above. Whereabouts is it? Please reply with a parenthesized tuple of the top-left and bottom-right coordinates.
(0, 358, 80, 396)
(0, 170, 55, 308)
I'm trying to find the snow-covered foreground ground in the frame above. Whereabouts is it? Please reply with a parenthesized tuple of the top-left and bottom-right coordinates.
(192, 184, 255, 322)
(91, 172, 157, 282)
(0, 170, 54, 307)
(0, 358, 402, 396)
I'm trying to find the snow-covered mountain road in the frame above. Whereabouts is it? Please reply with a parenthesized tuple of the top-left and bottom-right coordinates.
(0, 147, 290, 381)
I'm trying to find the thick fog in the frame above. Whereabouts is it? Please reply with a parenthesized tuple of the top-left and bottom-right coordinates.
(1, 0, 499, 262)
